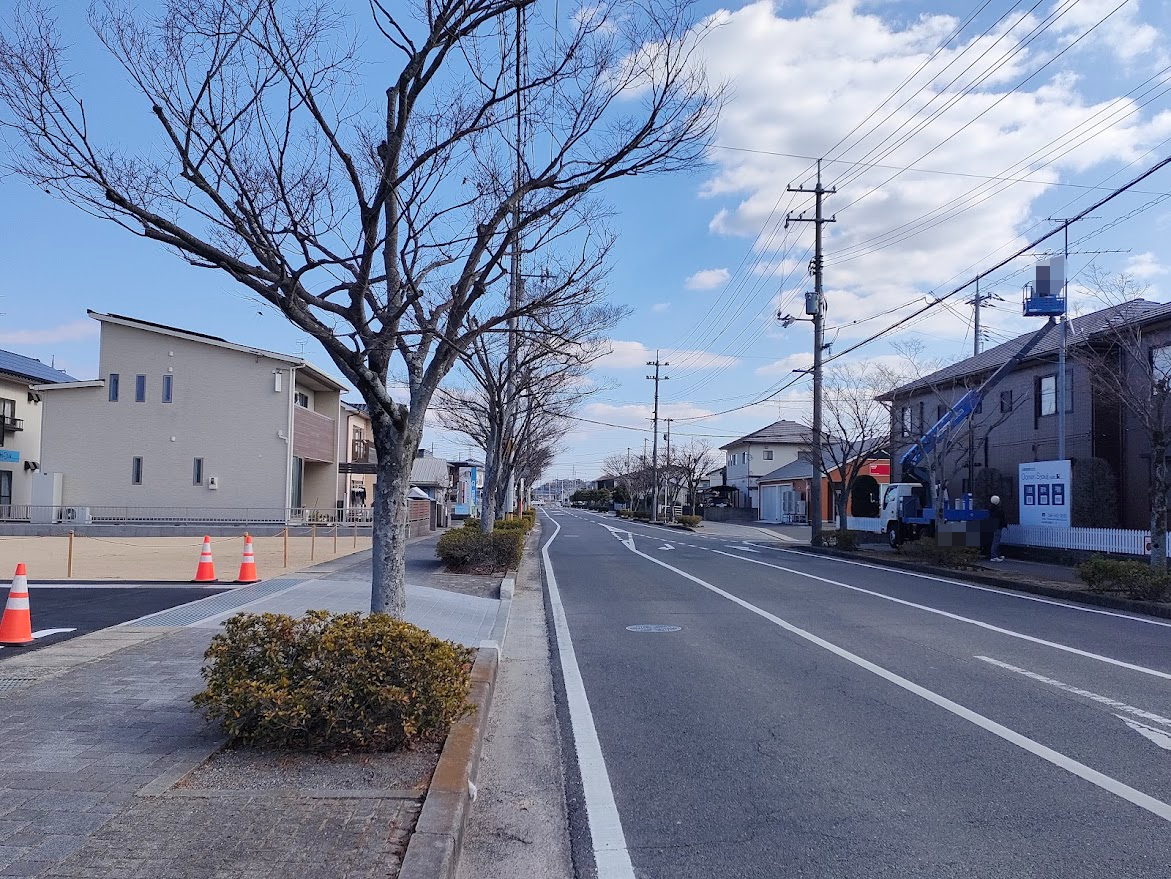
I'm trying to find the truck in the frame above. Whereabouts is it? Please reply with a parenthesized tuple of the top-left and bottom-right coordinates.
(881, 318, 1055, 549)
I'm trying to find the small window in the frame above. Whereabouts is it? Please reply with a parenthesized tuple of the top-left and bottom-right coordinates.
(1000, 390, 1013, 414)
(135, 375, 146, 402)
(162, 375, 173, 403)
(294, 392, 309, 408)
(193, 457, 203, 486)
(936, 404, 946, 422)
(763, 450, 773, 461)
(1039, 375, 1056, 417)
(1153, 345, 1171, 389)
(109, 374, 120, 402)
(131, 456, 143, 485)
(900, 406, 912, 437)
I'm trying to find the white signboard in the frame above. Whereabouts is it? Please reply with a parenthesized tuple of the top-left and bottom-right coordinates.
(1019, 460, 1071, 528)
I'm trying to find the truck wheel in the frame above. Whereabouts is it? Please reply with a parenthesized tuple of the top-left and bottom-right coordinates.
(887, 523, 901, 548)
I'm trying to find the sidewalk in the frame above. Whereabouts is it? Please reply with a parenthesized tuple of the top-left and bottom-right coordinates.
(0, 545, 508, 878)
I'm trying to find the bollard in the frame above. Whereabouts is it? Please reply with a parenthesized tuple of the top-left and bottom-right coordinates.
(311, 523, 316, 561)
(333, 523, 338, 554)
(67, 530, 75, 578)
(353, 520, 357, 548)
(283, 527, 289, 568)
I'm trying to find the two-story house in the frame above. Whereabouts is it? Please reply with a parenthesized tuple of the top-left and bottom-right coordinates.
(883, 299, 1171, 529)
(0, 350, 76, 516)
(718, 420, 813, 509)
(36, 311, 346, 521)
(337, 400, 376, 521)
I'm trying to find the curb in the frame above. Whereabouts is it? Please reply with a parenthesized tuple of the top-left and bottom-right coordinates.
(398, 648, 499, 879)
(787, 545, 1171, 620)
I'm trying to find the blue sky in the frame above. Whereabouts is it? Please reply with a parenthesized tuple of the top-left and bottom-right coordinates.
(4, 0, 1171, 480)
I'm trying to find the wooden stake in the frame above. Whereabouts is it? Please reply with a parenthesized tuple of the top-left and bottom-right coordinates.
(67, 530, 74, 578)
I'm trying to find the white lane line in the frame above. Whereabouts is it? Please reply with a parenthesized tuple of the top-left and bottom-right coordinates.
(540, 513, 636, 879)
(618, 540, 1171, 824)
(32, 628, 76, 639)
(976, 656, 1171, 727)
(726, 545, 760, 554)
(1119, 717, 1171, 752)
(710, 550, 1171, 682)
(760, 546, 1171, 630)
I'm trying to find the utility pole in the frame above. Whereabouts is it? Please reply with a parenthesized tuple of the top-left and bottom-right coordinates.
(1058, 222, 1069, 463)
(664, 418, 674, 521)
(646, 352, 669, 522)
(503, 3, 525, 519)
(786, 160, 835, 545)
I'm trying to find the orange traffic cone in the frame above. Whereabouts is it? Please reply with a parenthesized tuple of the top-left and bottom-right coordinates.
(193, 536, 217, 582)
(235, 534, 260, 584)
(0, 564, 33, 644)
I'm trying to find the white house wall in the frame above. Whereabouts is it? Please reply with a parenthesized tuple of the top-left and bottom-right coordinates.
(0, 375, 46, 507)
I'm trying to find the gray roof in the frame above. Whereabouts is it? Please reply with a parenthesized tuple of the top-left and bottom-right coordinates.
(884, 298, 1171, 399)
(0, 349, 76, 384)
(720, 419, 811, 450)
(759, 458, 815, 482)
(410, 455, 451, 487)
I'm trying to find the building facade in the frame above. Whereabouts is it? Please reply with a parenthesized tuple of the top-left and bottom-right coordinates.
(0, 351, 75, 515)
(36, 312, 345, 519)
(718, 420, 813, 509)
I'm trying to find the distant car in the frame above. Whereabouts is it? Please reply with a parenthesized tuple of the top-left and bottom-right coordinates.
(531, 500, 544, 507)
(711, 501, 730, 508)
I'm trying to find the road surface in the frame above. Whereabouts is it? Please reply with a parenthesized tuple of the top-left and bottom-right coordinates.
(541, 508, 1171, 878)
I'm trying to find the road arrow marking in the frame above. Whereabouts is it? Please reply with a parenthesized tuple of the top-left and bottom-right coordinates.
(658, 544, 674, 551)
(1118, 716, 1171, 752)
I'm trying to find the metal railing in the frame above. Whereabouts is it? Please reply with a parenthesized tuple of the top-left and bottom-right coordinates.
(351, 439, 376, 463)
(0, 415, 23, 432)
(0, 506, 355, 526)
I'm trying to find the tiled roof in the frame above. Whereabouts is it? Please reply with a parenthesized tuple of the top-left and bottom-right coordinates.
(884, 299, 1171, 398)
(720, 419, 811, 450)
(759, 458, 815, 482)
(0, 349, 76, 384)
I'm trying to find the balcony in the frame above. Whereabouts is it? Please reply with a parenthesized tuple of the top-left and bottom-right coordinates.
(292, 406, 337, 463)
(0, 415, 23, 433)
(351, 439, 377, 464)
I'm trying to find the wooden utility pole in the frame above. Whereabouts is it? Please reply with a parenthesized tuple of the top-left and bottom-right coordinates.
(786, 161, 834, 545)
(646, 352, 669, 522)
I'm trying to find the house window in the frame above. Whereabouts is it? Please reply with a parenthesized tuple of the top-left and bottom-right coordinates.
(0, 399, 13, 444)
(135, 375, 146, 402)
(109, 374, 120, 402)
(1152, 345, 1171, 390)
(763, 450, 773, 461)
(1039, 375, 1056, 416)
(193, 457, 204, 486)
(294, 392, 309, 408)
(1000, 390, 1012, 414)
(131, 456, 143, 485)
(900, 406, 912, 438)
(162, 375, 173, 403)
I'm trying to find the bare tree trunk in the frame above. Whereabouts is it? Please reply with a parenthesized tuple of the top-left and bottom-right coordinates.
(1152, 436, 1168, 571)
(370, 416, 423, 617)
(480, 423, 502, 533)
(837, 491, 848, 532)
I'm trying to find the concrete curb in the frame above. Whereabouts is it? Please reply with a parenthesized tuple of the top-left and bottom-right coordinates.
(787, 545, 1171, 620)
(398, 648, 499, 879)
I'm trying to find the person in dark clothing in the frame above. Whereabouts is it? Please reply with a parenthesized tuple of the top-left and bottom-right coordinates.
(988, 495, 1008, 561)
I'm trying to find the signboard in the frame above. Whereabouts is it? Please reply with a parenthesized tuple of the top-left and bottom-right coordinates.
(0, 450, 18, 463)
(869, 461, 890, 478)
(1019, 460, 1071, 528)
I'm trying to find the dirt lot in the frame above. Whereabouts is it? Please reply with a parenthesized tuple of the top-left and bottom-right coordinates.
(0, 532, 373, 582)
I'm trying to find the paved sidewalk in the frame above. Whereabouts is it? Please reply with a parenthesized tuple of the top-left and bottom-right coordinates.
(0, 549, 507, 877)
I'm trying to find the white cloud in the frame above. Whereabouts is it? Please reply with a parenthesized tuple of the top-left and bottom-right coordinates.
(582, 401, 714, 425)
(754, 352, 812, 376)
(0, 319, 98, 346)
(1125, 251, 1167, 279)
(694, 0, 1171, 342)
(651, 302, 671, 313)
(685, 267, 730, 290)
(598, 339, 739, 369)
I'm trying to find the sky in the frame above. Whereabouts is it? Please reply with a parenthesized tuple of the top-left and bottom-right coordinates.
(4, 0, 1171, 482)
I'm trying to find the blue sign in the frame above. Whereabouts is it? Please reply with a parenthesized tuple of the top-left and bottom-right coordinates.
(0, 450, 18, 463)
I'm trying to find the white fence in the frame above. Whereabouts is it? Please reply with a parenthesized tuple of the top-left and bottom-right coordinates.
(847, 516, 884, 533)
(1003, 525, 1166, 557)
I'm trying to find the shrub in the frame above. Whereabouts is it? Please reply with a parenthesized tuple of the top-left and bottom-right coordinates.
(826, 529, 860, 551)
(678, 515, 701, 528)
(1078, 557, 1170, 601)
(437, 528, 523, 571)
(462, 517, 480, 530)
(901, 537, 980, 569)
(193, 610, 474, 752)
(616, 509, 633, 519)
(631, 510, 651, 521)
(494, 518, 524, 531)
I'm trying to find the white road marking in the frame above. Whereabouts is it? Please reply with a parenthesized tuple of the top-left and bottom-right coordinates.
(32, 628, 76, 638)
(976, 656, 1171, 727)
(711, 550, 1171, 682)
(658, 544, 675, 551)
(617, 540, 1171, 824)
(757, 528, 801, 543)
(540, 513, 636, 879)
(1119, 716, 1171, 752)
(726, 545, 760, 553)
(762, 546, 1171, 630)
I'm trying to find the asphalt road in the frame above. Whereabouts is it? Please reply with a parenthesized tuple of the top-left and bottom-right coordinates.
(0, 584, 229, 656)
(541, 508, 1171, 879)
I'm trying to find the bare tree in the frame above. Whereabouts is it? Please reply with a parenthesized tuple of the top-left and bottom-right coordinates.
(0, 0, 717, 615)
(669, 437, 715, 512)
(602, 449, 654, 511)
(816, 363, 889, 531)
(1074, 268, 1171, 569)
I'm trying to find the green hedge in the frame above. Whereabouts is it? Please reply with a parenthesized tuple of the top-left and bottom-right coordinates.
(437, 527, 523, 572)
(826, 529, 860, 551)
(193, 610, 474, 752)
(900, 537, 980, 569)
(1079, 557, 1171, 602)
(678, 515, 701, 528)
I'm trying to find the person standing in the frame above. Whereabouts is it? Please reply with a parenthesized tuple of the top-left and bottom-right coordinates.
(988, 494, 1008, 561)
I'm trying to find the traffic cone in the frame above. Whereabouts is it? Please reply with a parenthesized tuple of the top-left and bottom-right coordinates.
(235, 533, 260, 584)
(0, 564, 33, 644)
(193, 537, 217, 582)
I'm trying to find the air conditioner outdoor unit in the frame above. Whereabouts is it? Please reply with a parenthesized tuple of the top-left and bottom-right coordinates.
(62, 506, 92, 525)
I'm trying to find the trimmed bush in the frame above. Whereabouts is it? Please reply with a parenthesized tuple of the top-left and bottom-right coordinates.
(462, 517, 480, 530)
(1079, 557, 1170, 602)
(901, 537, 980, 569)
(494, 518, 525, 531)
(437, 527, 522, 572)
(631, 510, 651, 521)
(193, 610, 474, 752)
(616, 509, 633, 519)
(678, 515, 701, 528)
(826, 529, 860, 551)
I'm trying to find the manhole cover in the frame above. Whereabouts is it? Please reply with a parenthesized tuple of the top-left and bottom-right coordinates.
(625, 624, 682, 633)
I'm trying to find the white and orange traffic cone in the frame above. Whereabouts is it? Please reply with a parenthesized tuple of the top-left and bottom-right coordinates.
(235, 534, 260, 584)
(0, 564, 33, 644)
(193, 536, 217, 583)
